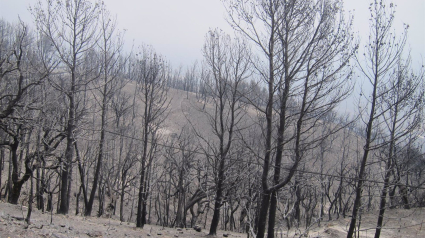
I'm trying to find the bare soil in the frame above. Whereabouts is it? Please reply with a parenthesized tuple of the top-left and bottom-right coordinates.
(0, 201, 246, 238)
(1, 201, 425, 238)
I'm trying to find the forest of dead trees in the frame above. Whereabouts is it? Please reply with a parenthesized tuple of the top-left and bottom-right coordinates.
(0, 0, 424, 238)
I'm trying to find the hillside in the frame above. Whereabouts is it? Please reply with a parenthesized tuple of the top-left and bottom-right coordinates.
(0, 82, 425, 238)
(0, 201, 247, 238)
(1, 201, 424, 238)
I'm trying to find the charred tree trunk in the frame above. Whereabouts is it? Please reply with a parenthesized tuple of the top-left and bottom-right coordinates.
(9, 136, 36, 204)
(8, 138, 20, 204)
(175, 169, 185, 228)
(75, 142, 89, 211)
(120, 169, 127, 222)
(86, 76, 108, 216)
(58, 89, 75, 214)
(36, 166, 45, 211)
(209, 155, 226, 235)
(97, 177, 105, 217)
(136, 154, 147, 228)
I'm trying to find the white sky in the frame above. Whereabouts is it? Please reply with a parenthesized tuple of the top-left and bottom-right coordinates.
(0, 0, 424, 68)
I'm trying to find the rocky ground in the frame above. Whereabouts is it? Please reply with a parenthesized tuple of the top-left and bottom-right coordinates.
(1, 201, 424, 238)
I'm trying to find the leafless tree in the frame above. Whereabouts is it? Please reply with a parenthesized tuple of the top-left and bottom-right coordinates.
(84, 2, 127, 216)
(183, 62, 198, 98)
(161, 126, 199, 228)
(224, 1, 355, 237)
(132, 46, 170, 228)
(109, 90, 139, 221)
(194, 29, 252, 236)
(373, 47, 424, 238)
(32, 0, 101, 214)
(0, 20, 50, 121)
(345, 1, 414, 236)
(0, 19, 56, 204)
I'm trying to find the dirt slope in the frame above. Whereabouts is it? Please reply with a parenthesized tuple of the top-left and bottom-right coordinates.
(2, 201, 425, 238)
(0, 202, 246, 238)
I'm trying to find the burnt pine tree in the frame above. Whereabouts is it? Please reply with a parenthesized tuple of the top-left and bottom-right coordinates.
(32, 0, 101, 214)
(347, 1, 408, 237)
(0, 20, 54, 204)
(198, 29, 252, 236)
(223, 1, 280, 235)
(134, 47, 170, 228)
(267, 1, 355, 236)
(224, 1, 355, 237)
(85, 3, 126, 216)
(374, 58, 423, 238)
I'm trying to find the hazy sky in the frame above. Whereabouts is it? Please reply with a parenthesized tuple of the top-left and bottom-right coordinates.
(0, 0, 424, 68)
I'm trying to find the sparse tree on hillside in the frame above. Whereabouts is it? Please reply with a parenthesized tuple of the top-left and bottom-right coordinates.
(197, 29, 252, 236)
(224, 1, 355, 237)
(133, 47, 170, 228)
(32, 0, 101, 214)
(84, 3, 127, 216)
(183, 62, 198, 98)
(373, 55, 424, 238)
(163, 126, 199, 228)
(397, 142, 425, 207)
(0, 20, 55, 204)
(346, 1, 412, 237)
(110, 90, 139, 221)
(223, 2, 280, 234)
(0, 20, 50, 121)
